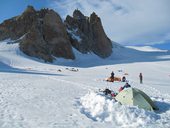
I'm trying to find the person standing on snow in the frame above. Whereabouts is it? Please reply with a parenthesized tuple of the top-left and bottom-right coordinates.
(111, 71, 114, 78)
(139, 73, 143, 84)
(122, 76, 126, 82)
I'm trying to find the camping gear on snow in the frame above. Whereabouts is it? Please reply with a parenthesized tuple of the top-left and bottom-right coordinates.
(103, 88, 112, 95)
(100, 88, 118, 97)
(118, 69, 123, 72)
(111, 92, 117, 97)
(115, 88, 158, 111)
(106, 77, 114, 82)
(124, 73, 129, 75)
(114, 77, 121, 82)
(119, 87, 124, 92)
(106, 77, 121, 82)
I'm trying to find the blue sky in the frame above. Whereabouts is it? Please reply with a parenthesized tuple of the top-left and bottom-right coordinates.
(0, 0, 48, 23)
(0, 0, 170, 50)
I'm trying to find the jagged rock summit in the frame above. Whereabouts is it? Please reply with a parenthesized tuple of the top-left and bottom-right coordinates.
(0, 6, 75, 62)
(0, 6, 113, 62)
(65, 9, 113, 58)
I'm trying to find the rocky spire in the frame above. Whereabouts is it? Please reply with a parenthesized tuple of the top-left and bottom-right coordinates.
(65, 9, 113, 58)
(23, 5, 36, 14)
(90, 12, 100, 23)
(73, 9, 85, 19)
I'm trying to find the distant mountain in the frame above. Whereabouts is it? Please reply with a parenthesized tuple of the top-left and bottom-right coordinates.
(0, 5, 115, 62)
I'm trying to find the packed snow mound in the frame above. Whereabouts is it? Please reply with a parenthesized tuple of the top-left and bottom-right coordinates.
(79, 91, 160, 127)
(127, 46, 167, 52)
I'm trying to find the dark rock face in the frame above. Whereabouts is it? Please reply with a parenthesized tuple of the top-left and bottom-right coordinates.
(0, 6, 75, 62)
(0, 5, 36, 40)
(20, 22, 53, 62)
(65, 9, 112, 58)
(0, 6, 113, 62)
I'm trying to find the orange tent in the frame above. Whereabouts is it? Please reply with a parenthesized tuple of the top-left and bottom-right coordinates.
(106, 77, 121, 82)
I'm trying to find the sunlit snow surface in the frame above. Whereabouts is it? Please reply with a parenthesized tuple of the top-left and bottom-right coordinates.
(0, 41, 170, 128)
(127, 46, 168, 52)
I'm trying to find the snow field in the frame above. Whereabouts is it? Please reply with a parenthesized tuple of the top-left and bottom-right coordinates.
(78, 90, 170, 128)
(0, 41, 170, 128)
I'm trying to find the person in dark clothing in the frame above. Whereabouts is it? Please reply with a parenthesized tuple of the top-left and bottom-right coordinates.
(111, 71, 114, 78)
(103, 88, 112, 95)
(123, 82, 131, 89)
(139, 73, 143, 84)
(122, 76, 126, 82)
(119, 82, 131, 92)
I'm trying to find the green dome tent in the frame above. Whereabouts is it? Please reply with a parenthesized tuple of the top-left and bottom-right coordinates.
(115, 88, 158, 111)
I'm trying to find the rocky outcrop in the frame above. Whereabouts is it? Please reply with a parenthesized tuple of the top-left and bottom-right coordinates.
(0, 5, 36, 40)
(0, 6, 75, 62)
(0, 6, 113, 62)
(65, 9, 113, 58)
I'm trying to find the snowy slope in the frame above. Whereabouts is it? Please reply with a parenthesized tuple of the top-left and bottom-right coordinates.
(0, 41, 170, 128)
(127, 46, 168, 52)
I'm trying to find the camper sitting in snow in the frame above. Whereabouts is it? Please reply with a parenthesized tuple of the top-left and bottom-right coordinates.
(119, 82, 131, 92)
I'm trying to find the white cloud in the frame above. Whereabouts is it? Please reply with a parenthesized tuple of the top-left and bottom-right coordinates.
(49, 0, 170, 45)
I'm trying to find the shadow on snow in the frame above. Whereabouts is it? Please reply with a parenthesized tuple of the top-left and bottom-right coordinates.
(0, 62, 64, 76)
(53, 48, 170, 68)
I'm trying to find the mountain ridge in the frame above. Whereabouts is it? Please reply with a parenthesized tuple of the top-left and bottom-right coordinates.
(0, 5, 115, 62)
